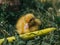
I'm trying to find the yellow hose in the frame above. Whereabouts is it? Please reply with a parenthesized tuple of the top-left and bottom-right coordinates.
(0, 27, 56, 45)
(20, 27, 56, 39)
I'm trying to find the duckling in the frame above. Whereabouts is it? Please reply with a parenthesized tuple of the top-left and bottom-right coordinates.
(16, 13, 41, 34)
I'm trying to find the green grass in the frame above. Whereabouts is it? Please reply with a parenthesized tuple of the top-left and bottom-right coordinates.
(0, 0, 60, 45)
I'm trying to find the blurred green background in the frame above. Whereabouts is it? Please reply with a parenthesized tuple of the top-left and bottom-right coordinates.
(0, 0, 60, 45)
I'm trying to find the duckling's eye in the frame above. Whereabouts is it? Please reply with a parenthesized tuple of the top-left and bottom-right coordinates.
(28, 18, 35, 27)
(29, 18, 35, 22)
(30, 19, 33, 22)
